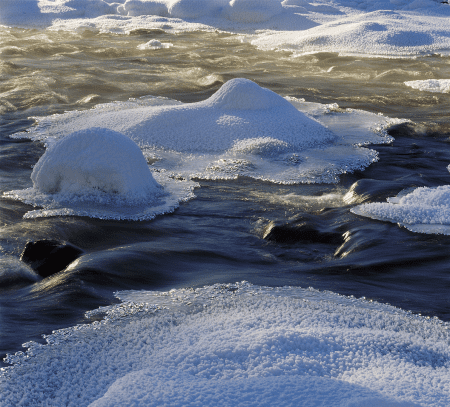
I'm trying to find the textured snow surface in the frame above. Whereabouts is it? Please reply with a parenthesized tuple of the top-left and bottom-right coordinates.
(352, 184, 450, 235)
(2, 0, 450, 57)
(1, 282, 449, 407)
(404, 79, 450, 93)
(10, 79, 399, 188)
(352, 164, 450, 235)
(3, 128, 197, 220)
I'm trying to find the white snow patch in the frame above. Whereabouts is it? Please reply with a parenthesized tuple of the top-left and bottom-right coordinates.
(137, 39, 173, 49)
(1, 282, 449, 406)
(352, 165, 450, 235)
(404, 79, 450, 93)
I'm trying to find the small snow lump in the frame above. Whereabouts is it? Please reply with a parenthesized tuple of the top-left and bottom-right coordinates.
(31, 127, 162, 202)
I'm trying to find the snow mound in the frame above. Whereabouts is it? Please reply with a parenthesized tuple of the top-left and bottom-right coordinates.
(249, 10, 450, 57)
(3, 128, 197, 220)
(31, 128, 160, 198)
(2, 282, 449, 406)
(10, 79, 398, 185)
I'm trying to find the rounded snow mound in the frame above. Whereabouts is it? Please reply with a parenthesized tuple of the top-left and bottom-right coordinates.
(3, 128, 198, 221)
(31, 127, 161, 201)
(206, 77, 290, 110)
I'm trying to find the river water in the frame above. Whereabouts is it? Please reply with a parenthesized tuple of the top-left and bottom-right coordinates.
(1, 27, 450, 366)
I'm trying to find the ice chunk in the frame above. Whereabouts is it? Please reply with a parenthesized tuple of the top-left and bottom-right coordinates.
(137, 39, 173, 49)
(3, 128, 197, 220)
(351, 168, 450, 235)
(404, 79, 450, 93)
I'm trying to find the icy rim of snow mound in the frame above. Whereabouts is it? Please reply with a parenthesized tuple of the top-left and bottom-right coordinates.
(1, 282, 449, 407)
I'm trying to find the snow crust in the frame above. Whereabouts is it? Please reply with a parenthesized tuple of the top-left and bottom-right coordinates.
(351, 165, 450, 235)
(2, 0, 450, 57)
(405, 79, 450, 93)
(352, 184, 450, 235)
(1, 282, 449, 406)
(3, 128, 197, 220)
(10, 79, 399, 192)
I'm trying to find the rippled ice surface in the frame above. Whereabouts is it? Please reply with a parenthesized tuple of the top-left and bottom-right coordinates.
(1, 23, 450, 406)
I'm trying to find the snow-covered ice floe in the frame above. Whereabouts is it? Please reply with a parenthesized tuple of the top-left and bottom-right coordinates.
(1, 282, 449, 406)
(404, 79, 450, 93)
(352, 165, 450, 235)
(2, 0, 450, 58)
(5, 79, 402, 219)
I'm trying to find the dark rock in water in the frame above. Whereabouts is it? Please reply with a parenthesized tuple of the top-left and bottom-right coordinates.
(21, 240, 84, 278)
(263, 214, 343, 245)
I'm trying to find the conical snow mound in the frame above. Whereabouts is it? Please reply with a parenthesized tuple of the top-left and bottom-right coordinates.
(205, 78, 291, 110)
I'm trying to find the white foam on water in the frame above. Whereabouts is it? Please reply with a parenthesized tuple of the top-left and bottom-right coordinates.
(3, 128, 197, 220)
(1, 282, 449, 406)
(351, 165, 450, 235)
(9, 79, 399, 192)
(404, 79, 450, 93)
(2, 0, 449, 57)
(137, 39, 173, 49)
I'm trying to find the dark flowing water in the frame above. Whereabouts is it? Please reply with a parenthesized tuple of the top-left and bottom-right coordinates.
(1, 27, 450, 366)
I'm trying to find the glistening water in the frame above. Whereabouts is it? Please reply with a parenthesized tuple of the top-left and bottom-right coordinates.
(1, 27, 450, 366)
